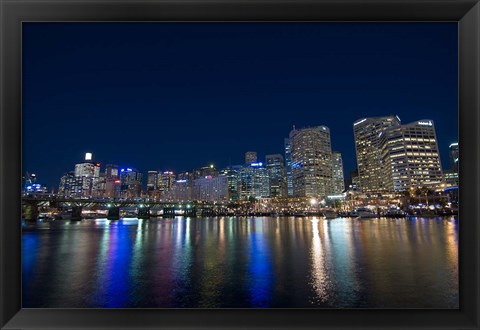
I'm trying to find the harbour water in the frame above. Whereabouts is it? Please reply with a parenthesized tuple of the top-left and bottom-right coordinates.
(22, 216, 458, 308)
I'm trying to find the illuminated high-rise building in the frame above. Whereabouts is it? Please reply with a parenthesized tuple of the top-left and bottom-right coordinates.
(220, 166, 242, 202)
(192, 176, 228, 202)
(353, 115, 401, 194)
(72, 153, 101, 198)
(289, 125, 334, 198)
(332, 151, 345, 194)
(104, 164, 120, 198)
(380, 119, 443, 192)
(147, 171, 158, 196)
(168, 180, 191, 201)
(193, 165, 218, 179)
(245, 151, 257, 165)
(239, 162, 270, 200)
(449, 142, 459, 173)
(58, 171, 77, 197)
(119, 168, 143, 198)
(265, 154, 286, 197)
(284, 138, 293, 197)
(105, 164, 119, 179)
(157, 171, 176, 197)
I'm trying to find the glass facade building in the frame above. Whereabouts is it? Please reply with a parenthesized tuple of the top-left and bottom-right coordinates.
(353, 115, 401, 194)
(239, 163, 270, 200)
(284, 138, 293, 197)
(289, 126, 334, 198)
(265, 154, 287, 197)
(380, 120, 443, 192)
(332, 151, 345, 194)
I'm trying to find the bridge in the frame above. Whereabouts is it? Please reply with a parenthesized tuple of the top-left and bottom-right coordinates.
(22, 196, 236, 222)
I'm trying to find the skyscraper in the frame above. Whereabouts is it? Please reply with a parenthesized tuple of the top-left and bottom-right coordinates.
(239, 163, 270, 200)
(332, 151, 345, 194)
(147, 171, 158, 196)
(353, 115, 401, 194)
(193, 165, 218, 179)
(157, 171, 176, 197)
(449, 142, 459, 173)
(192, 176, 228, 202)
(284, 138, 293, 197)
(245, 151, 257, 165)
(289, 126, 334, 198)
(104, 164, 120, 199)
(265, 154, 286, 197)
(380, 119, 443, 192)
(71, 152, 101, 198)
(119, 168, 143, 198)
(220, 166, 242, 202)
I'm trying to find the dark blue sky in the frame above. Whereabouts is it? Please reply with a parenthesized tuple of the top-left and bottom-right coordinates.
(23, 22, 458, 190)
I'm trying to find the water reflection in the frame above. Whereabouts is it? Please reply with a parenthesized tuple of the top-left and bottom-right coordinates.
(22, 216, 458, 308)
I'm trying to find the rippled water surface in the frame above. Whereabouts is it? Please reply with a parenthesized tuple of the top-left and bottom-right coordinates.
(22, 216, 458, 308)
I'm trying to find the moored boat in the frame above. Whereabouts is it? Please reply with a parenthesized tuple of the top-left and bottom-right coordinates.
(323, 209, 338, 219)
(355, 207, 377, 219)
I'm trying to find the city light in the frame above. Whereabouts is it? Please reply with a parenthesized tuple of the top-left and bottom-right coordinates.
(353, 118, 367, 126)
(417, 120, 433, 126)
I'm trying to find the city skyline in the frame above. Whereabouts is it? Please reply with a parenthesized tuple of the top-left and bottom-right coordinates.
(26, 114, 456, 201)
(23, 23, 458, 189)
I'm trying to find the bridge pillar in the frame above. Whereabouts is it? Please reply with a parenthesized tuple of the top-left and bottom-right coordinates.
(23, 204, 39, 224)
(71, 206, 83, 221)
(107, 207, 120, 220)
(138, 207, 151, 219)
(162, 207, 175, 218)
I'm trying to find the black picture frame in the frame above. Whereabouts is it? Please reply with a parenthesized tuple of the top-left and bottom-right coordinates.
(1, 1, 479, 329)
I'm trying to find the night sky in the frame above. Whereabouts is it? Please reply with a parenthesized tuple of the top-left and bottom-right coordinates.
(23, 22, 458, 190)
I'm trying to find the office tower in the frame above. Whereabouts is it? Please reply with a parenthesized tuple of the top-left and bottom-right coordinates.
(353, 115, 401, 194)
(119, 168, 143, 198)
(332, 151, 345, 194)
(193, 165, 218, 179)
(245, 151, 257, 164)
(284, 138, 294, 197)
(147, 171, 158, 196)
(449, 142, 459, 173)
(168, 180, 191, 202)
(58, 171, 76, 197)
(380, 119, 443, 192)
(289, 125, 334, 198)
(104, 164, 120, 199)
(72, 153, 101, 198)
(105, 164, 119, 179)
(265, 154, 287, 197)
(443, 169, 459, 187)
(239, 163, 270, 200)
(177, 171, 194, 181)
(220, 166, 242, 202)
(192, 176, 228, 202)
(157, 171, 176, 197)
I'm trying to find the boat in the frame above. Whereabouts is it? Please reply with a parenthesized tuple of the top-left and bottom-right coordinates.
(355, 207, 377, 219)
(323, 209, 338, 219)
